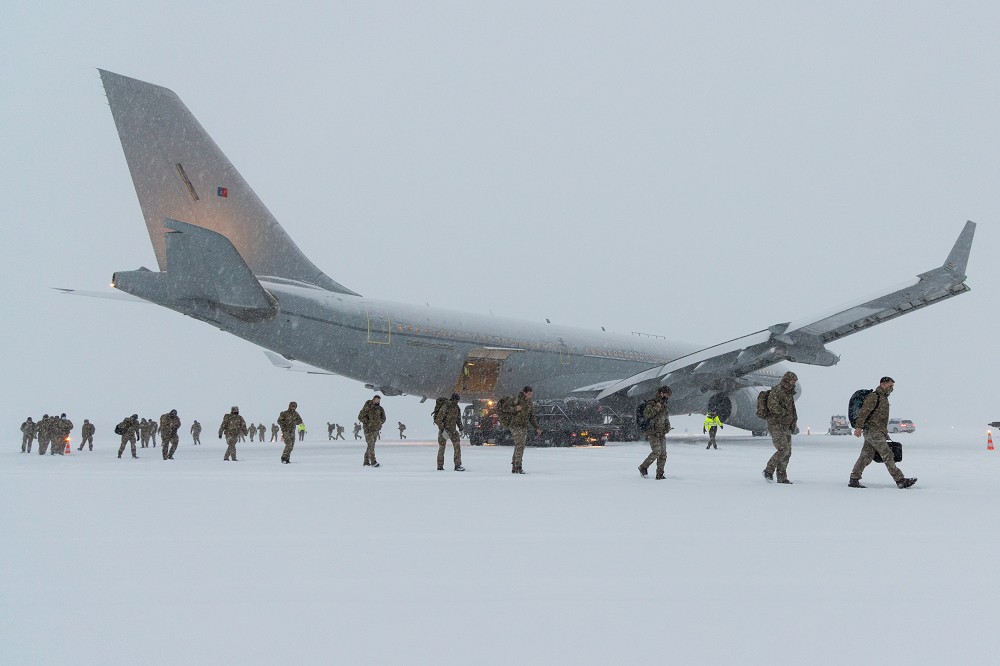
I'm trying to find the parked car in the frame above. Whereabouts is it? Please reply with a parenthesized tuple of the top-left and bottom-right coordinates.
(888, 418, 915, 434)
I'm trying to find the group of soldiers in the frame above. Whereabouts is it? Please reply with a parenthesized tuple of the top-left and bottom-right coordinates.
(636, 372, 917, 489)
(16, 375, 916, 488)
(19, 414, 92, 455)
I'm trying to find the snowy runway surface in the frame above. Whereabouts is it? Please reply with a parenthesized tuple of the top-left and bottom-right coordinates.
(3, 434, 999, 665)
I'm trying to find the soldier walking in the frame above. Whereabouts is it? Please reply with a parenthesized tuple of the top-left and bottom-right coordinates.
(218, 407, 247, 461)
(849, 377, 917, 489)
(190, 420, 202, 445)
(335, 424, 345, 440)
(79, 419, 95, 451)
(37, 414, 51, 455)
(20, 417, 37, 453)
(278, 401, 303, 464)
(328, 422, 335, 440)
(358, 395, 386, 467)
(703, 411, 722, 450)
(53, 413, 73, 455)
(499, 386, 541, 474)
(117, 414, 140, 459)
(434, 394, 466, 471)
(398, 421, 407, 439)
(150, 420, 158, 447)
(257, 423, 265, 441)
(270, 423, 279, 442)
(353, 423, 362, 440)
(762, 371, 798, 484)
(160, 409, 181, 460)
(638, 386, 671, 479)
(249, 422, 257, 442)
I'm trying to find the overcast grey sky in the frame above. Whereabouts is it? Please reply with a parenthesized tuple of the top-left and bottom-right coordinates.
(1, 1, 996, 441)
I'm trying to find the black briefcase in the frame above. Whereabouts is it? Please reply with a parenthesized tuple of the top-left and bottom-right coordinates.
(874, 440, 902, 463)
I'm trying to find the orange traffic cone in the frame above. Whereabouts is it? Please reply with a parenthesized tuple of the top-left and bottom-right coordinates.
(988, 431, 995, 451)
(64, 437, 71, 455)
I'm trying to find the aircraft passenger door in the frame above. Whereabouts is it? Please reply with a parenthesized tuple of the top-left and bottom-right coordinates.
(365, 308, 391, 345)
(455, 348, 521, 395)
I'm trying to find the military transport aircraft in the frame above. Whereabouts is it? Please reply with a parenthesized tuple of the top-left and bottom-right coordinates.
(69, 70, 975, 434)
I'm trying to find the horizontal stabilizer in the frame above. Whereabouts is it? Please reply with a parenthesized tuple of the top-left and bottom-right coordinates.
(162, 219, 277, 312)
(53, 287, 149, 303)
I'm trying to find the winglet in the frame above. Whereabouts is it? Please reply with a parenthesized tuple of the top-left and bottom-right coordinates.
(943, 220, 976, 276)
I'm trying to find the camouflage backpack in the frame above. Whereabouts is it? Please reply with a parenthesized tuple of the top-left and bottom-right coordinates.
(496, 395, 516, 428)
(755, 389, 772, 420)
(431, 398, 448, 426)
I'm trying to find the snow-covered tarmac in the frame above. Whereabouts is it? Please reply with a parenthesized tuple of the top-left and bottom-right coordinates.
(3, 433, 998, 665)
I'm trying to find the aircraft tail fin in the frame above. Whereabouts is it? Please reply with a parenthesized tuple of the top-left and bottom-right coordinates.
(99, 69, 358, 296)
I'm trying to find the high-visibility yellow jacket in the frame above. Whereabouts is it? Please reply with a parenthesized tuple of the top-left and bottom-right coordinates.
(703, 415, 722, 431)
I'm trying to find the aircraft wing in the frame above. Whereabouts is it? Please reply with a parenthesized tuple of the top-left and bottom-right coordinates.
(594, 221, 976, 401)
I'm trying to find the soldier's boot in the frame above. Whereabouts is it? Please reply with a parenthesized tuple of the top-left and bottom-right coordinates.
(118, 453, 122, 459)
(438, 466, 444, 471)
(897, 477, 917, 489)
(455, 465, 465, 472)
(777, 478, 793, 484)
(706, 443, 711, 449)
(655, 473, 666, 480)
(281, 459, 290, 464)
(371, 461, 380, 468)
(638, 466, 648, 478)
(848, 479, 866, 488)
(762, 470, 774, 482)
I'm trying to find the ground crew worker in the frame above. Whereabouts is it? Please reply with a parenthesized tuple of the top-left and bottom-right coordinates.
(435, 394, 466, 471)
(335, 424, 345, 440)
(500, 386, 541, 474)
(249, 422, 257, 442)
(219, 406, 247, 461)
(353, 423, 362, 440)
(763, 371, 798, 484)
(462, 363, 471, 390)
(278, 402, 304, 464)
(257, 423, 265, 441)
(270, 423, 279, 442)
(117, 414, 140, 459)
(160, 409, 181, 460)
(190, 420, 202, 445)
(398, 422, 407, 439)
(850, 377, 917, 489)
(37, 414, 51, 455)
(358, 395, 386, 467)
(328, 422, 335, 440)
(296, 422, 306, 441)
(79, 419, 95, 451)
(703, 411, 722, 450)
(21, 417, 37, 453)
(638, 386, 672, 479)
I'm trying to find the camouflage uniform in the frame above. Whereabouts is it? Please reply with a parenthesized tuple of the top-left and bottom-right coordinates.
(358, 398, 386, 466)
(79, 420, 95, 451)
(117, 415, 140, 459)
(190, 420, 202, 445)
(249, 423, 257, 442)
(36, 415, 51, 455)
(328, 422, 335, 440)
(150, 420, 158, 447)
(851, 386, 907, 486)
(398, 422, 407, 439)
(219, 409, 247, 461)
(138, 419, 149, 448)
(21, 418, 37, 453)
(353, 423, 362, 440)
(159, 410, 181, 460)
(500, 390, 539, 473)
(335, 425, 345, 440)
(270, 423, 279, 442)
(764, 372, 798, 483)
(258, 424, 265, 441)
(640, 396, 671, 479)
(277, 403, 303, 463)
(435, 399, 464, 470)
(53, 414, 73, 455)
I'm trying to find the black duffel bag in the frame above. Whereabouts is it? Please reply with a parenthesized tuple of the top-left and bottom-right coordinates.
(874, 439, 902, 463)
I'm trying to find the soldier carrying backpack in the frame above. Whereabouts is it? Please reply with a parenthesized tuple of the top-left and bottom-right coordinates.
(848, 377, 916, 489)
